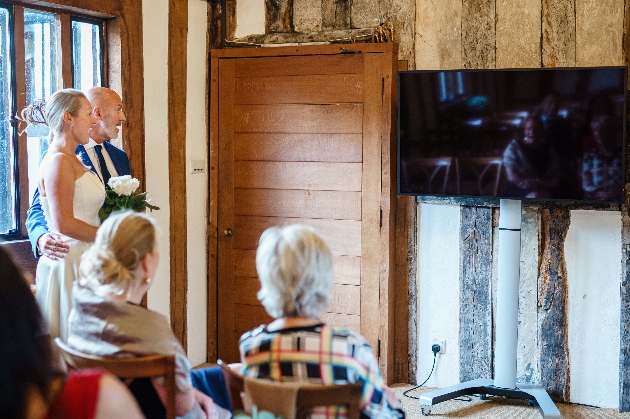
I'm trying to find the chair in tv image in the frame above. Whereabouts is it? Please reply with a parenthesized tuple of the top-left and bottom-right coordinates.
(399, 155, 460, 196)
(457, 156, 504, 197)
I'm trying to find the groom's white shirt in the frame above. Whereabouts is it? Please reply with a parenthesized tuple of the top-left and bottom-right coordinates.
(83, 138, 119, 181)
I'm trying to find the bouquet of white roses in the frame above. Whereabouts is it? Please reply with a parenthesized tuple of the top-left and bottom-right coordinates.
(99, 175, 160, 222)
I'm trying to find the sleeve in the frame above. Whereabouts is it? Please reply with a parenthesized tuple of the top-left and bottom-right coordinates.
(51, 369, 106, 419)
(25, 188, 48, 257)
(346, 332, 399, 419)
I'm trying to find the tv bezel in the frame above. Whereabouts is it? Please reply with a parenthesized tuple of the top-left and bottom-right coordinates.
(397, 66, 628, 205)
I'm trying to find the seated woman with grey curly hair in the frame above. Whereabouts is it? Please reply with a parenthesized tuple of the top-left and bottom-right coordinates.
(239, 224, 404, 419)
(67, 211, 230, 419)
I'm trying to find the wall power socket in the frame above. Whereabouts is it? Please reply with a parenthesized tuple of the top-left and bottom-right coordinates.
(431, 340, 446, 354)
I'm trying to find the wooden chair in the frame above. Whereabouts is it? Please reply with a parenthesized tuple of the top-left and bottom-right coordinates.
(55, 338, 176, 419)
(217, 359, 245, 411)
(244, 377, 363, 419)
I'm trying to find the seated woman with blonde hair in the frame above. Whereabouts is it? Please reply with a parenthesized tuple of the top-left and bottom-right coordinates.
(239, 224, 404, 419)
(67, 211, 230, 419)
(0, 247, 144, 419)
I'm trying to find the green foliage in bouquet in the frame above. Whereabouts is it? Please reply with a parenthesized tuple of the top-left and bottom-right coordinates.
(98, 175, 160, 222)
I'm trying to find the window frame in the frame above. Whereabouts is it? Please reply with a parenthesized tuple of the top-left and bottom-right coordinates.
(0, 2, 109, 240)
(69, 15, 105, 90)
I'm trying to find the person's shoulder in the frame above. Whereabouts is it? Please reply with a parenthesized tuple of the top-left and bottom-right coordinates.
(94, 373, 144, 419)
(239, 324, 267, 342)
(103, 141, 127, 156)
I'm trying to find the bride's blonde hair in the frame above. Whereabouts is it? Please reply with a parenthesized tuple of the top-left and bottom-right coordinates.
(80, 211, 156, 295)
(20, 88, 86, 142)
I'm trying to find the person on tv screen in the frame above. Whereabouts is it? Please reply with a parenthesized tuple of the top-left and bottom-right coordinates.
(502, 116, 562, 198)
(581, 115, 623, 201)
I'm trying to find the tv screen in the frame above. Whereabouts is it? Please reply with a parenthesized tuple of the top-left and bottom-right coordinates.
(398, 67, 627, 203)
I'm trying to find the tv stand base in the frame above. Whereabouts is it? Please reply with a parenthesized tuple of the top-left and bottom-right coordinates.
(418, 378, 561, 418)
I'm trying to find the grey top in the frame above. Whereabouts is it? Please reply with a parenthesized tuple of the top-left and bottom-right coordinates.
(67, 282, 193, 393)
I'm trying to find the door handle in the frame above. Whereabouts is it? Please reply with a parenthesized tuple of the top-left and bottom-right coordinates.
(223, 228, 233, 236)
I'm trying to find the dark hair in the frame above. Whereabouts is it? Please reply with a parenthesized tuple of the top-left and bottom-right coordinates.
(0, 247, 61, 419)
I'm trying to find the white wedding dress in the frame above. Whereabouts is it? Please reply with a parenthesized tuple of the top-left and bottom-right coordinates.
(36, 171, 105, 342)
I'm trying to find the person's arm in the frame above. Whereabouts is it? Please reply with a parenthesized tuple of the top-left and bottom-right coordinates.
(93, 374, 144, 419)
(25, 188, 70, 259)
(151, 377, 196, 417)
(42, 153, 98, 242)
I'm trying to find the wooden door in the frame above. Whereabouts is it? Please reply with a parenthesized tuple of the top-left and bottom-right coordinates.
(210, 45, 396, 379)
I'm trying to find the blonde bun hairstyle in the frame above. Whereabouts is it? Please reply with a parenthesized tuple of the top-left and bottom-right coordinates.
(20, 88, 86, 142)
(80, 211, 156, 295)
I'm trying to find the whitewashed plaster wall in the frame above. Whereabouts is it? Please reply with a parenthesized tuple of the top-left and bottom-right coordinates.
(143, 0, 210, 365)
(565, 210, 621, 408)
(417, 203, 461, 388)
(143, 0, 171, 320)
(234, 0, 265, 38)
(185, 0, 210, 366)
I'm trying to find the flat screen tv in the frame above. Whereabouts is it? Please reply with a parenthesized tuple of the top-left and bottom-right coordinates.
(398, 67, 627, 203)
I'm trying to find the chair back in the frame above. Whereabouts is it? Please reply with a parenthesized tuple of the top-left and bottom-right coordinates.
(217, 359, 245, 411)
(244, 377, 363, 419)
(55, 338, 176, 419)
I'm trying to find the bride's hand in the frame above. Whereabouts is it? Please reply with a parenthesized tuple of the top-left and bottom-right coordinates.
(38, 233, 69, 260)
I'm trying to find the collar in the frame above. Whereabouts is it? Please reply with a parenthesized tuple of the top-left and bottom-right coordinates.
(83, 138, 101, 151)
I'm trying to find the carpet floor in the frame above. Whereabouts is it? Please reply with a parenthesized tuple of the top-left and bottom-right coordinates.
(391, 384, 630, 419)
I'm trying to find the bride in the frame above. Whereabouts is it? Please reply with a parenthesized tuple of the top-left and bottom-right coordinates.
(23, 89, 104, 342)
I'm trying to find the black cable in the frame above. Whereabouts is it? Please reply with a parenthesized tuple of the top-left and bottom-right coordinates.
(402, 352, 437, 400)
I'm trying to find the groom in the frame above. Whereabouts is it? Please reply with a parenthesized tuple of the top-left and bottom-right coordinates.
(26, 87, 130, 259)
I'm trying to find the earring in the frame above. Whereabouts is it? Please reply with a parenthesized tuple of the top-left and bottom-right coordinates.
(145, 277, 151, 284)
(71, 123, 74, 128)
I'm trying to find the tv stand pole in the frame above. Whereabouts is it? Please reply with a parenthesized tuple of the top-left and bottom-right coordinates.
(418, 199, 560, 418)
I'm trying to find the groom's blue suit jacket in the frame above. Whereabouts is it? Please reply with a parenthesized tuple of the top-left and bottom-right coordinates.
(25, 142, 130, 256)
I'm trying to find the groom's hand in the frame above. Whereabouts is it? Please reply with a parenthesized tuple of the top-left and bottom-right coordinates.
(38, 233, 69, 260)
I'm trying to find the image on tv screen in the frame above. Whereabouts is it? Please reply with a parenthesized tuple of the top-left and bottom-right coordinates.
(398, 67, 627, 203)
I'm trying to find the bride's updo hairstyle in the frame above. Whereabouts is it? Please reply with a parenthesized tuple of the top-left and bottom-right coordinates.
(80, 211, 156, 295)
(20, 88, 86, 142)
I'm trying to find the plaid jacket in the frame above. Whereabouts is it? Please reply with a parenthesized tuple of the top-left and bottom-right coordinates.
(239, 323, 401, 419)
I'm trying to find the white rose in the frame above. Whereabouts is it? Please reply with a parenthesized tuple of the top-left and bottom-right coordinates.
(108, 175, 140, 196)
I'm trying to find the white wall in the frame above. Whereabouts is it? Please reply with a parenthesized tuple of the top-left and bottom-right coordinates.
(143, 0, 171, 320)
(185, 0, 210, 365)
(417, 203, 461, 387)
(565, 210, 621, 408)
(143, 0, 210, 364)
(234, 0, 265, 38)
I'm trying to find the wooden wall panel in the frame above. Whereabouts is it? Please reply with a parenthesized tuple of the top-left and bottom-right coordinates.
(235, 133, 362, 162)
(234, 55, 363, 77)
(234, 189, 362, 220)
(233, 162, 362, 191)
(167, 0, 188, 350)
(322, 0, 350, 30)
(234, 249, 360, 286)
(538, 208, 571, 401)
(361, 53, 383, 369)
(333, 256, 361, 286)
(293, 0, 322, 32)
(542, 0, 576, 67)
(496, 0, 541, 68)
(235, 104, 363, 134)
(235, 74, 363, 104)
(459, 206, 493, 382)
(414, 0, 462, 69)
(233, 216, 362, 256)
(394, 60, 415, 383)
(575, 0, 624, 66)
(320, 312, 360, 332)
(330, 284, 361, 315)
(461, 0, 496, 69)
